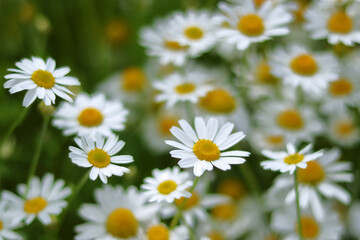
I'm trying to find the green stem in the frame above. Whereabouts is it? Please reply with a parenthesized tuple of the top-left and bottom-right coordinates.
(1, 107, 30, 148)
(180, 214, 196, 240)
(170, 176, 200, 229)
(26, 115, 50, 194)
(294, 170, 303, 240)
(239, 164, 261, 198)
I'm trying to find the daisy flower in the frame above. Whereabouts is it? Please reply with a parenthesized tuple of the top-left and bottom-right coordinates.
(141, 167, 192, 203)
(248, 128, 286, 153)
(153, 73, 213, 108)
(261, 143, 323, 175)
(2, 173, 71, 225)
(0, 200, 23, 240)
(143, 222, 188, 240)
(166, 117, 250, 177)
(4, 56, 80, 107)
(52, 93, 128, 138)
(69, 134, 134, 184)
(216, 0, 292, 50)
(270, 45, 339, 94)
(75, 185, 158, 240)
(269, 148, 353, 220)
(304, 2, 360, 46)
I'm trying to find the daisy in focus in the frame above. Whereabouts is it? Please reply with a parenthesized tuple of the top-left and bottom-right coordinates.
(69, 134, 133, 184)
(4, 56, 80, 107)
(2, 173, 71, 225)
(166, 117, 250, 177)
(261, 143, 323, 175)
(216, 0, 292, 50)
(270, 45, 339, 94)
(141, 167, 193, 203)
(0, 200, 23, 240)
(52, 93, 128, 138)
(75, 185, 158, 240)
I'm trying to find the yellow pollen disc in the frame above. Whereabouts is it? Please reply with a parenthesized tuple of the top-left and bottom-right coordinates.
(298, 161, 325, 185)
(175, 83, 196, 94)
(208, 231, 225, 240)
(211, 203, 237, 220)
(336, 120, 354, 137)
(217, 179, 246, 200)
(174, 191, 200, 210)
(157, 180, 177, 195)
(78, 108, 103, 127)
(284, 153, 304, 165)
(265, 135, 284, 146)
(293, 2, 308, 23)
(31, 70, 55, 89)
(327, 10, 353, 34)
(121, 67, 146, 92)
(184, 26, 204, 40)
(328, 78, 353, 97)
(157, 115, 179, 136)
(256, 62, 279, 85)
(253, 0, 267, 8)
(290, 54, 318, 76)
(265, 233, 279, 240)
(24, 197, 47, 214)
(87, 148, 111, 168)
(105, 19, 128, 44)
(193, 139, 220, 161)
(237, 14, 265, 36)
(0, 220, 3, 231)
(106, 208, 138, 238)
(164, 40, 188, 51)
(276, 109, 304, 131)
(295, 216, 320, 238)
(199, 89, 236, 114)
(147, 224, 170, 240)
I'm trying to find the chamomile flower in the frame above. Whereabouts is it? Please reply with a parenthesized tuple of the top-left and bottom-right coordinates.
(153, 73, 213, 108)
(166, 117, 250, 177)
(75, 185, 158, 240)
(269, 148, 353, 220)
(141, 167, 193, 203)
(69, 134, 133, 184)
(52, 93, 128, 138)
(143, 222, 188, 240)
(4, 56, 80, 107)
(216, 0, 292, 50)
(270, 45, 339, 94)
(304, 2, 360, 46)
(2, 173, 71, 225)
(261, 143, 323, 175)
(248, 128, 286, 153)
(0, 200, 23, 240)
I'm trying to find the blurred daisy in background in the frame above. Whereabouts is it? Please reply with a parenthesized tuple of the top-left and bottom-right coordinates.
(216, 0, 292, 50)
(142, 222, 188, 240)
(4, 56, 80, 107)
(2, 173, 71, 225)
(53, 93, 128, 138)
(69, 134, 133, 184)
(166, 117, 250, 176)
(348, 201, 360, 239)
(75, 185, 158, 240)
(270, 45, 339, 94)
(248, 128, 286, 153)
(141, 167, 193, 203)
(261, 143, 323, 174)
(0, 200, 23, 240)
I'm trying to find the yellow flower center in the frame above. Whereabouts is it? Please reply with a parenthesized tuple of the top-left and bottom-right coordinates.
(78, 108, 104, 127)
(328, 77, 353, 97)
(106, 208, 138, 238)
(175, 83, 196, 94)
(184, 26, 204, 40)
(147, 224, 170, 240)
(256, 62, 279, 85)
(298, 161, 325, 185)
(336, 120, 355, 137)
(164, 40, 188, 51)
(284, 153, 304, 165)
(217, 179, 246, 200)
(193, 139, 220, 161)
(157, 180, 178, 195)
(265, 135, 284, 146)
(207, 231, 225, 240)
(0, 220, 3, 231)
(87, 148, 111, 168)
(276, 109, 304, 130)
(199, 89, 236, 114)
(121, 67, 146, 92)
(24, 197, 47, 214)
(295, 216, 320, 238)
(237, 14, 265, 36)
(31, 70, 55, 89)
(157, 115, 179, 136)
(265, 233, 279, 240)
(174, 191, 200, 210)
(105, 19, 128, 44)
(327, 10, 353, 34)
(293, 2, 308, 23)
(211, 202, 237, 221)
(290, 54, 318, 76)
(253, 0, 266, 8)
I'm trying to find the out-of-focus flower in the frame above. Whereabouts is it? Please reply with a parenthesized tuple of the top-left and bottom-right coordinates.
(105, 19, 129, 45)
(4, 57, 80, 107)
(142, 222, 188, 240)
(348, 201, 360, 239)
(0, 200, 23, 240)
